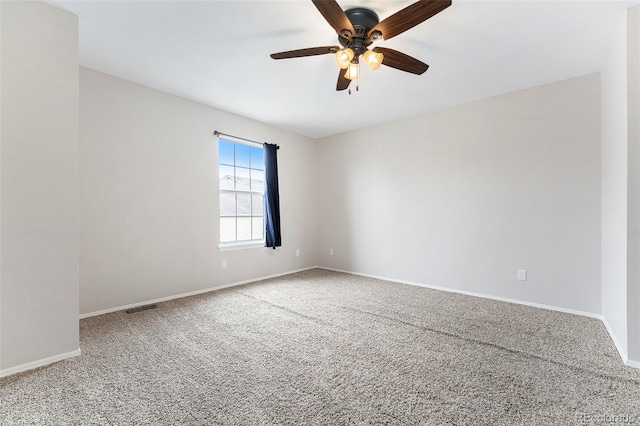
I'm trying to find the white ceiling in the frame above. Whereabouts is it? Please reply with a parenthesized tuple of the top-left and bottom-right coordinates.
(53, 0, 639, 139)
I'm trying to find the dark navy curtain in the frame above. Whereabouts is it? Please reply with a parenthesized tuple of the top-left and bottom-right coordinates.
(264, 143, 281, 249)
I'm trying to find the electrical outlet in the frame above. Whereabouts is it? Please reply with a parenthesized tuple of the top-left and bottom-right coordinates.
(517, 269, 527, 281)
(221, 259, 227, 269)
(330, 248, 334, 256)
(295, 249, 300, 257)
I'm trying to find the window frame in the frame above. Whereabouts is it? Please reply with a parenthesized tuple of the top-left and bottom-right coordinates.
(217, 136, 266, 249)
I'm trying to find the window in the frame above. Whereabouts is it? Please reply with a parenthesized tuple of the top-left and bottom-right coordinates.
(218, 138, 265, 246)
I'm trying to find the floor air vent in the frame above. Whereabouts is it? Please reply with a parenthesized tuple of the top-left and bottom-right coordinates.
(126, 304, 157, 314)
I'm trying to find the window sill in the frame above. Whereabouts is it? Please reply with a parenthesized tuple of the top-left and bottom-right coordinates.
(218, 241, 265, 251)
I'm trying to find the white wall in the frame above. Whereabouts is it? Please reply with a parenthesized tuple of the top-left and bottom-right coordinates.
(79, 68, 317, 315)
(626, 6, 640, 363)
(1, 0, 3, 376)
(0, 1, 79, 374)
(601, 11, 629, 359)
(317, 74, 601, 315)
(601, 6, 640, 366)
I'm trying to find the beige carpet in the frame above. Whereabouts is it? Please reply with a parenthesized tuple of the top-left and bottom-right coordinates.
(2, 269, 639, 425)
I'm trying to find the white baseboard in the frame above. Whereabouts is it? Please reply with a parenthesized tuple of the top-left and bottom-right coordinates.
(77, 265, 640, 370)
(320, 267, 601, 318)
(0, 349, 81, 378)
(79, 266, 318, 319)
(601, 316, 629, 365)
(626, 359, 640, 369)
(320, 267, 640, 369)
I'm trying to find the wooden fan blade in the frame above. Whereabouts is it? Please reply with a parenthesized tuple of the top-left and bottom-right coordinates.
(336, 69, 351, 91)
(311, 0, 355, 39)
(270, 46, 339, 60)
(368, 0, 451, 41)
(373, 47, 429, 75)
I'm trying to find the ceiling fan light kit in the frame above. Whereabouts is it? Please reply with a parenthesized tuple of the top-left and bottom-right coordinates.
(363, 50, 384, 71)
(270, 0, 452, 92)
(346, 62, 360, 81)
(335, 48, 355, 69)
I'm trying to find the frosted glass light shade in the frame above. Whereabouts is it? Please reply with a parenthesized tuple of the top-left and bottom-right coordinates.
(335, 48, 355, 69)
(345, 62, 360, 80)
(364, 50, 384, 71)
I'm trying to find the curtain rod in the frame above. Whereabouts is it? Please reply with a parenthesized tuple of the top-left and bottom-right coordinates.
(214, 131, 279, 149)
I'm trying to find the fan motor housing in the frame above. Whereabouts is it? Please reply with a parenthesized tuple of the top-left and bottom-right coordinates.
(345, 7, 379, 31)
(340, 7, 379, 51)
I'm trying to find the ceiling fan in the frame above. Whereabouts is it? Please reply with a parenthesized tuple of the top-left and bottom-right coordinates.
(270, 0, 452, 93)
